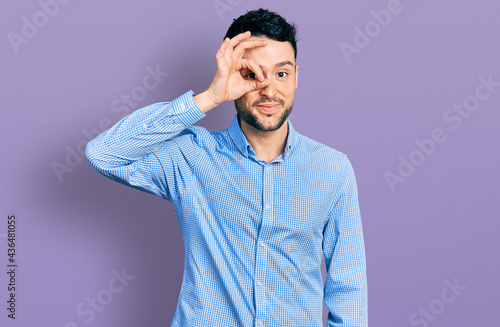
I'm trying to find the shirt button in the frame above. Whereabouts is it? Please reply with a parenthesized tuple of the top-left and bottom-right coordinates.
(142, 123, 148, 130)
(265, 166, 271, 171)
(257, 320, 263, 326)
(260, 241, 265, 247)
(265, 204, 270, 209)
(180, 103, 185, 109)
(257, 281, 262, 286)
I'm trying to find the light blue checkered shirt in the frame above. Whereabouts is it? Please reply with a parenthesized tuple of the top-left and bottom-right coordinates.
(86, 90, 367, 327)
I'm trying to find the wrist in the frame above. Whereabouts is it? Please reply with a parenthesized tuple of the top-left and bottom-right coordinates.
(193, 90, 219, 113)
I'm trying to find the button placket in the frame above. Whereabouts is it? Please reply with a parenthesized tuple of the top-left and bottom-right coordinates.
(254, 164, 274, 325)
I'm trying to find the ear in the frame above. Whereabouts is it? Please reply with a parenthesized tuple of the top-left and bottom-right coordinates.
(295, 64, 299, 89)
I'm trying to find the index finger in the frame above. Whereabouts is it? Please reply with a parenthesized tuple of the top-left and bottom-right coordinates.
(228, 31, 252, 49)
(232, 39, 268, 60)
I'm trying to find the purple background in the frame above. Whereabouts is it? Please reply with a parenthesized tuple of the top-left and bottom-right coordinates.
(1, 0, 499, 326)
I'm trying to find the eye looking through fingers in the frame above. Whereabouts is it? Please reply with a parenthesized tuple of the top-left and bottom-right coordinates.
(240, 70, 257, 80)
(246, 72, 256, 79)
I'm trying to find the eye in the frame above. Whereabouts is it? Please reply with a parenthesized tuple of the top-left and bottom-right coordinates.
(277, 71, 288, 78)
(245, 72, 256, 79)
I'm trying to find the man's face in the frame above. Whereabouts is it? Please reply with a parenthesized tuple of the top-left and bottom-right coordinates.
(235, 36, 299, 132)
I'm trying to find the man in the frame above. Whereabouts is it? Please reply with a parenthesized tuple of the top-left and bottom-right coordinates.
(86, 8, 367, 327)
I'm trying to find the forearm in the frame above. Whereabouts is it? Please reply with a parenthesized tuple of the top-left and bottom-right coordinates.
(324, 155, 368, 326)
(324, 255, 367, 326)
(193, 90, 219, 113)
(324, 225, 367, 326)
(85, 90, 205, 179)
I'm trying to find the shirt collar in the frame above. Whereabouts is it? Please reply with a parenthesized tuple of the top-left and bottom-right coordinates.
(228, 113, 297, 160)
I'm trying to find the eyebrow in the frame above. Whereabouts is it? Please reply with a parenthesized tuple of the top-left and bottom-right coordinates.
(276, 60, 294, 68)
(241, 60, 295, 70)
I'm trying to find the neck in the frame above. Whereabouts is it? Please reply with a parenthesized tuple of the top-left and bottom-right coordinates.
(239, 118, 289, 164)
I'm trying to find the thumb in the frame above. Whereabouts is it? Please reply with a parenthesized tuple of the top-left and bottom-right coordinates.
(249, 78, 270, 92)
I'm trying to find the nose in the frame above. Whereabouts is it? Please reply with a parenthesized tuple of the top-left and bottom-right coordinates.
(259, 76, 277, 98)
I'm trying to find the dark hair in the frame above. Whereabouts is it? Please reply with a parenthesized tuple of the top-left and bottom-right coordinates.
(224, 8, 299, 60)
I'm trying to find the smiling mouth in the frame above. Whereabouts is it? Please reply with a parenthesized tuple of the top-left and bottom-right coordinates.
(256, 104, 281, 113)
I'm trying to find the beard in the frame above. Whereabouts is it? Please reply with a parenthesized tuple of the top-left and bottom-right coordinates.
(235, 98, 293, 132)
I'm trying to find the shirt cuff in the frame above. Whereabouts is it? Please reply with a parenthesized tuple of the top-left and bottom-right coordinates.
(169, 90, 206, 126)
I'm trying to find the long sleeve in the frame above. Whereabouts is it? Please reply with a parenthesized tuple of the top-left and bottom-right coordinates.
(323, 155, 368, 326)
(85, 90, 206, 202)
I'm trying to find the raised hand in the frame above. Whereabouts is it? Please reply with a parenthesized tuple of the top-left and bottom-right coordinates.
(195, 31, 271, 112)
